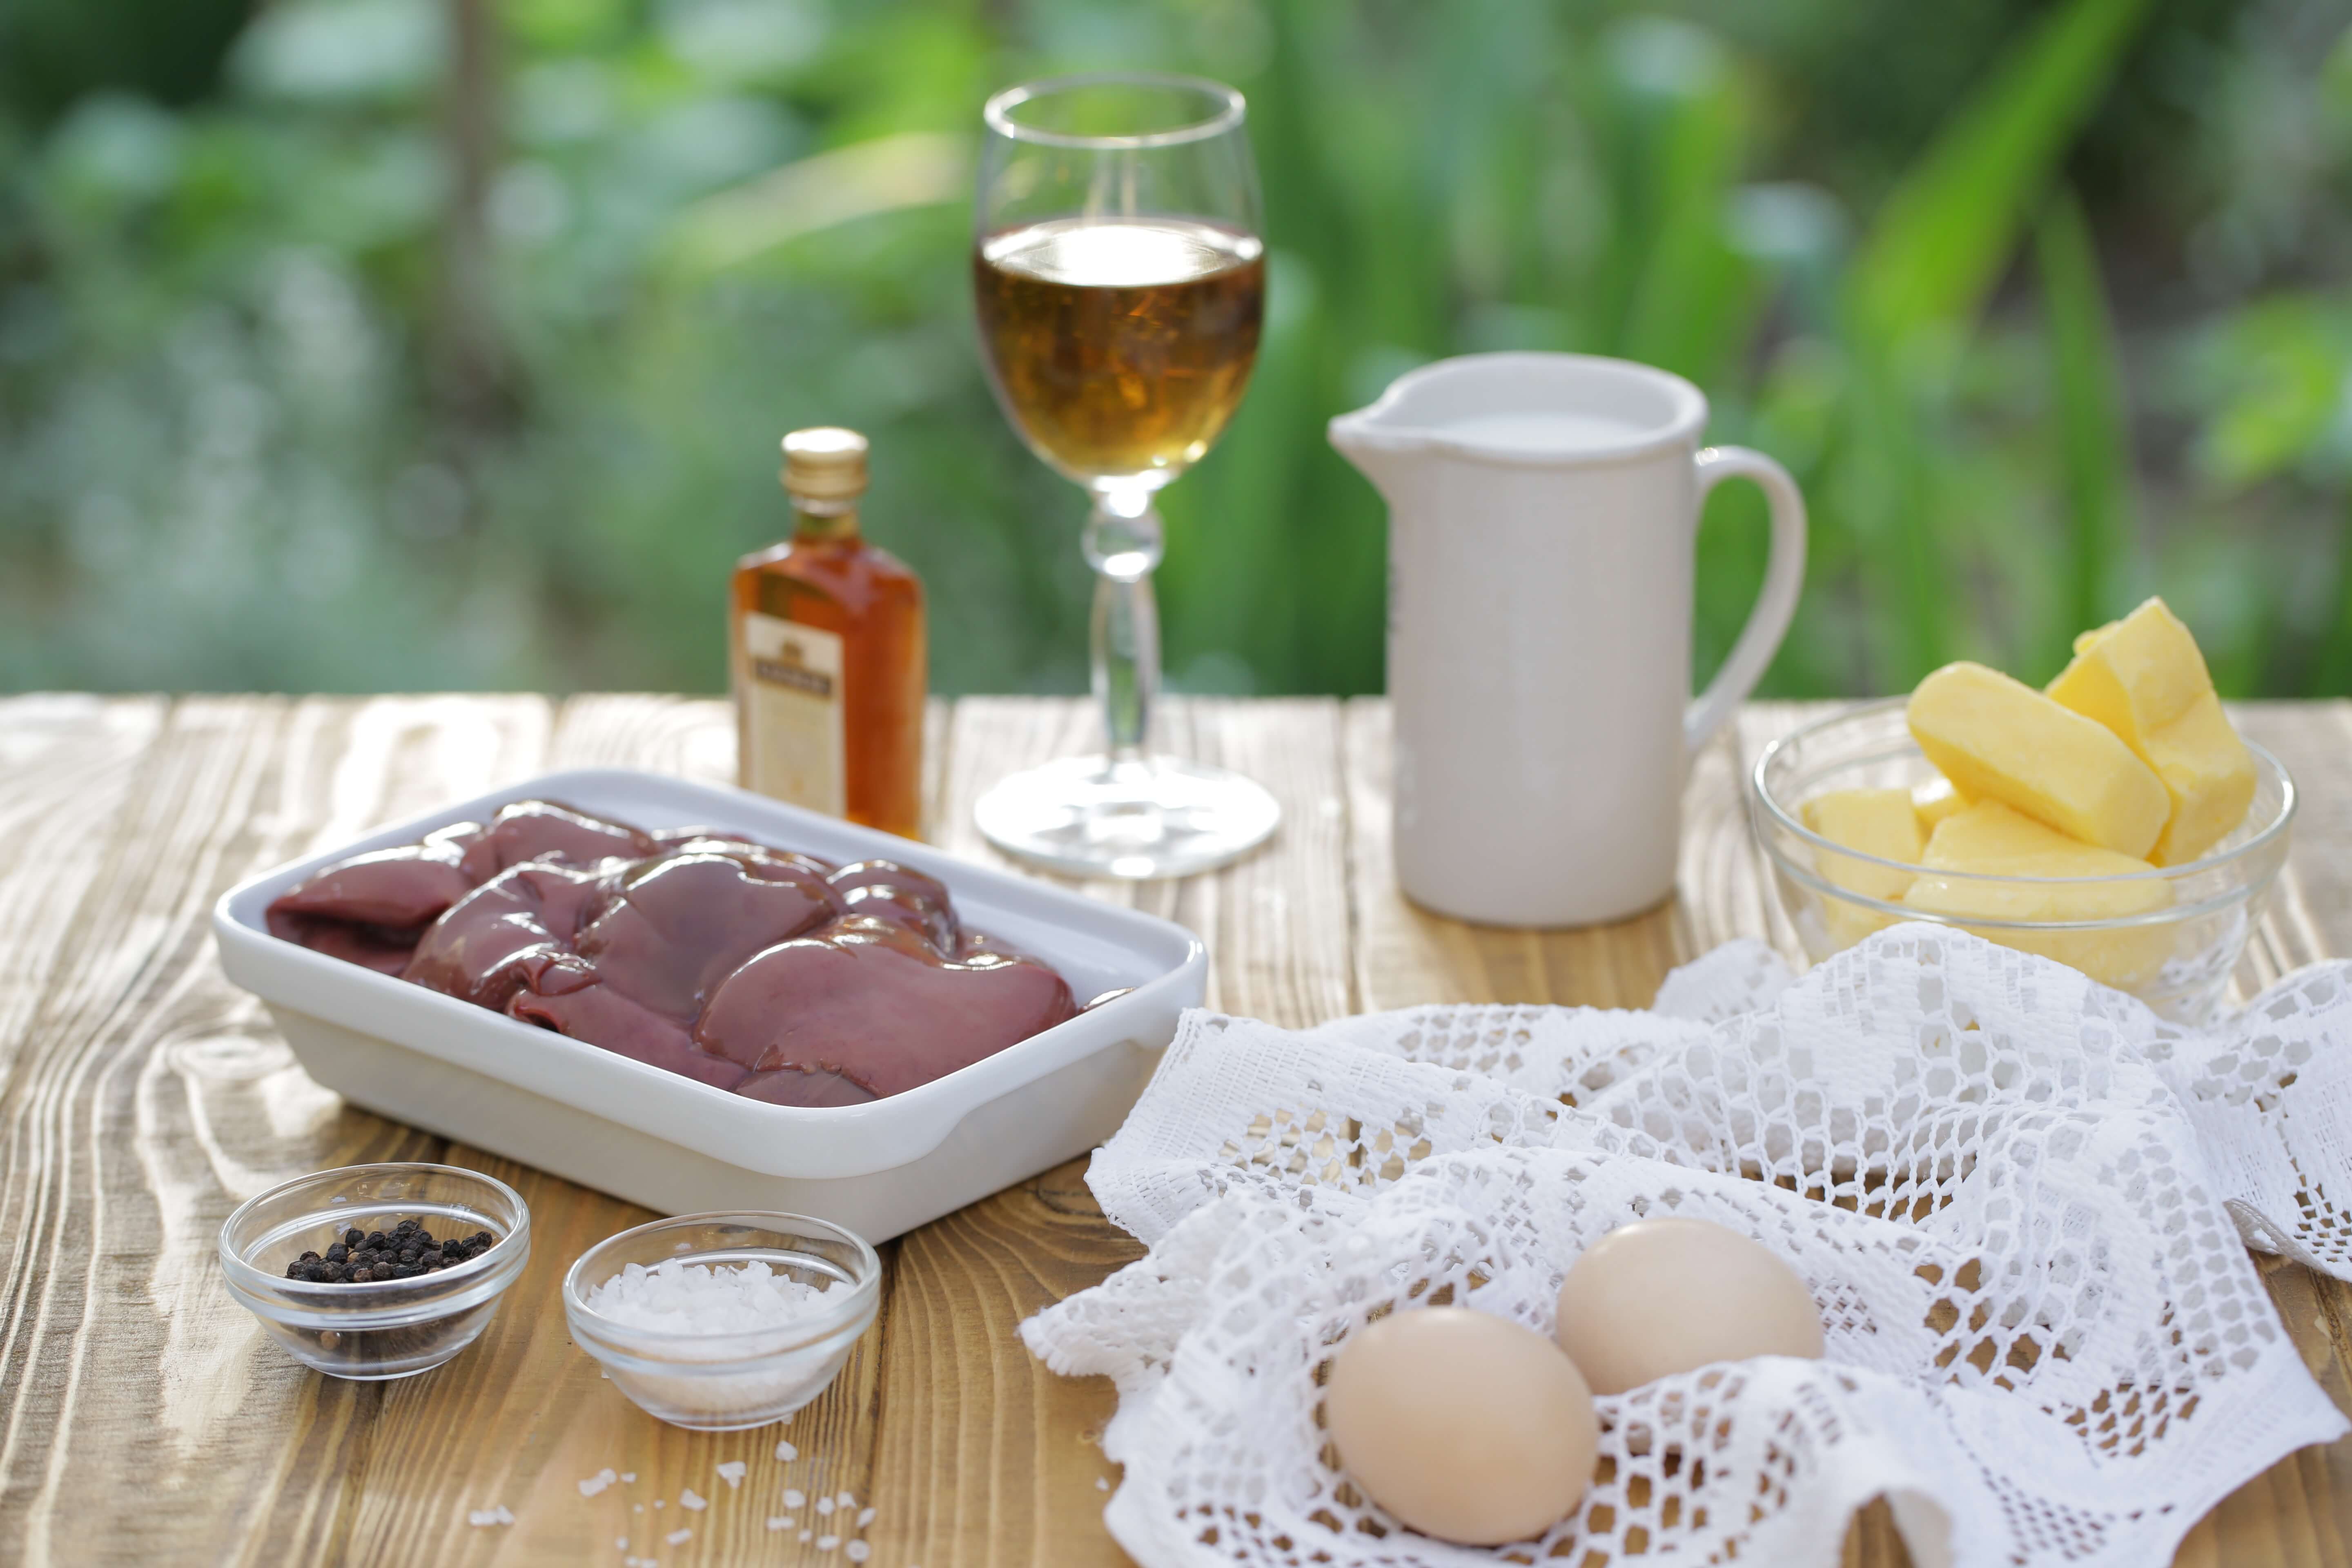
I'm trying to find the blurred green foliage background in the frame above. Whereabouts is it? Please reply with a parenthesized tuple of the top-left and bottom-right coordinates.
(1, 0, 2348, 699)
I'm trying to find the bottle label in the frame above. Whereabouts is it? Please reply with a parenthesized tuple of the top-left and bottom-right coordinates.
(740, 612, 846, 816)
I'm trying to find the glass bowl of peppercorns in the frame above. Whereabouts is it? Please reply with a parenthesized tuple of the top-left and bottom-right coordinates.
(218, 1162, 531, 1380)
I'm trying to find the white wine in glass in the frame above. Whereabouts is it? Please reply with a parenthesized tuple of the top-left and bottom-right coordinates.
(971, 74, 1280, 878)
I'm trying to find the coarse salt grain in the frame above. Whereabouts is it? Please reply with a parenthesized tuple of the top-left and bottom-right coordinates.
(584, 1256, 838, 1335)
(666, 1527, 692, 1545)
(766, 1517, 792, 1531)
(467, 1507, 514, 1527)
(857, 1506, 875, 1527)
(784, 1488, 806, 1508)
(818, 1535, 841, 1551)
(680, 1488, 707, 1511)
(581, 1468, 618, 1497)
(837, 1490, 855, 1507)
(621, 1472, 637, 1483)
(776, 1440, 799, 1461)
(816, 1497, 835, 1516)
(846, 1543, 871, 1563)
(800, 1530, 813, 1543)
(716, 1461, 747, 1489)
(1095, 1477, 1109, 1491)
(615, 1538, 627, 1550)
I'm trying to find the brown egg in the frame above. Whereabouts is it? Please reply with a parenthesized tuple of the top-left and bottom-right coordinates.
(1554, 1216, 1825, 1395)
(1324, 1306, 1599, 1544)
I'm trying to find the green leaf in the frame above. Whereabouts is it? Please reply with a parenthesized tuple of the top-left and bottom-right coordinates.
(1847, 0, 2156, 356)
(2034, 185, 2136, 670)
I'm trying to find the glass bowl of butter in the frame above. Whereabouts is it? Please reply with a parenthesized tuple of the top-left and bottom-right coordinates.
(1751, 697, 2294, 1024)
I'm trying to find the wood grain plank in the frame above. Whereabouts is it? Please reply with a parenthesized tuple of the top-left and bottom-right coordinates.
(0, 696, 305, 1562)
(0, 695, 565, 1566)
(866, 1158, 1144, 1568)
(544, 692, 737, 789)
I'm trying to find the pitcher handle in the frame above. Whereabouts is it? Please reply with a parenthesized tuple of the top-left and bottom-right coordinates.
(1685, 445, 1807, 753)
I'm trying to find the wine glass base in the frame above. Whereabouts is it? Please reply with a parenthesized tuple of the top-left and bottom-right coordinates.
(973, 755, 1280, 879)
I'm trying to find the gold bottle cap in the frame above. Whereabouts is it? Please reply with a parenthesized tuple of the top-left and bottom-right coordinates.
(780, 427, 869, 504)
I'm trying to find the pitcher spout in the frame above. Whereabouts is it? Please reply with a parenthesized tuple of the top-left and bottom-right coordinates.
(1326, 403, 1431, 501)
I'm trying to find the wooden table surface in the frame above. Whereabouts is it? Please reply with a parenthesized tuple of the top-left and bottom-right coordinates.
(2, 693, 2348, 1568)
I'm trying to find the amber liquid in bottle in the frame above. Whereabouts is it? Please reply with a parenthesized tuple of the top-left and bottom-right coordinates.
(731, 428, 926, 840)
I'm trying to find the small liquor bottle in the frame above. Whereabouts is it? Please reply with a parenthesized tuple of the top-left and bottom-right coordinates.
(731, 428, 926, 839)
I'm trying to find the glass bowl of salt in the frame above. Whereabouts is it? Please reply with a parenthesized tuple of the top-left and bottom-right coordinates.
(564, 1211, 882, 1431)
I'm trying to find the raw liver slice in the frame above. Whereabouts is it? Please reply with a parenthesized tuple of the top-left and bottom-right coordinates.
(508, 958, 749, 1091)
(573, 852, 840, 1019)
(452, 800, 655, 882)
(735, 1067, 879, 1107)
(402, 862, 608, 1009)
(695, 915, 1076, 1097)
(266, 844, 474, 932)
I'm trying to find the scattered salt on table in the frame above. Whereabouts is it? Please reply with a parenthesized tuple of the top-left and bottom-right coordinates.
(584, 1256, 838, 1335)
(784, 1488, 807, 1508)
(857, 1506, 876, 1527)
(467, 1505, 515, 1527)
(766, 1517, 792, 1531)
(621, 1472, 637, 1483)
(776, 1440, 799, 1462)
(680, 1488, 707, 1511)
(818, 1536, 841, 1551)
(716, 1461, 748, 1489)
(816, 1496, 835, 1515)
(846, 1543, 871, 1563)
(837, 1490, 855, 1508)
(580, 1468, 617, 1497)
(666, 1527, 692, 1545)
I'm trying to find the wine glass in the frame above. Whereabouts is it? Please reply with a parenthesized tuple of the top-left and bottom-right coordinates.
(970, 72, 1281, 879)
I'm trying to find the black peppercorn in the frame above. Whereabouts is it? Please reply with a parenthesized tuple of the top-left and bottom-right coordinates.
(278, 1216, 495, 1286)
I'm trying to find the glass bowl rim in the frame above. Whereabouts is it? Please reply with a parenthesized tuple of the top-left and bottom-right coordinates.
(217, 1161, 530, 1307)
(1751, 696, 2296, 920)
(984, 72, 1246, 151)
(562, 1210, 883, 1356)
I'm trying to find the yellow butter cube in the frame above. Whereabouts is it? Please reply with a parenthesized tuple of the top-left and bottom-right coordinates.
(2046, 598, 2255, 866)
(1907, 661, 2169, 858)
(1911, 776, 1968, 833)
(1802, 788, 1922, 948)
(1901, 801, 2174, 989)
(2139, 692, 2258, 864)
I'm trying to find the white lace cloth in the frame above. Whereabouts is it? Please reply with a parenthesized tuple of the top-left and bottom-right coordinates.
(1022, 924, 2352, 1568)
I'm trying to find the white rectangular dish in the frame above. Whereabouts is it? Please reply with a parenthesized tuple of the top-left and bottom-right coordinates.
(213, 768, 1207, 1241)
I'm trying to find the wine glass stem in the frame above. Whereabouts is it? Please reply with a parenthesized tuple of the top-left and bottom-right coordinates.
(1083, 489, 1165, 766)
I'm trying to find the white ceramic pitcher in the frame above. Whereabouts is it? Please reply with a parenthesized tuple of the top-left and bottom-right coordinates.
(1330, 352, 1806, 927)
